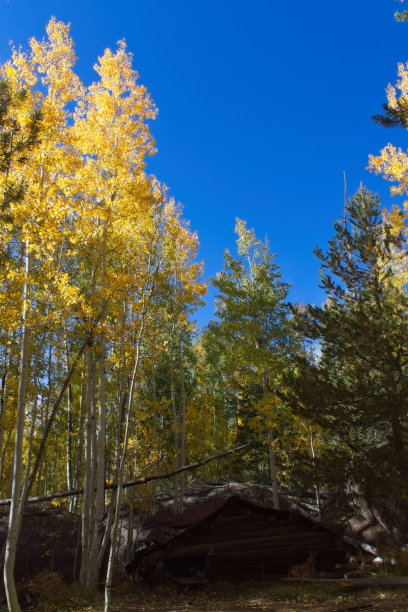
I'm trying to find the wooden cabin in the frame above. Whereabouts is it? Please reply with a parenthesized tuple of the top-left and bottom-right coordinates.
(127, 495, 359, 583)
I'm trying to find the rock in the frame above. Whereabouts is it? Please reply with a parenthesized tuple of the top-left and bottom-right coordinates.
(0, 504, 81, 585)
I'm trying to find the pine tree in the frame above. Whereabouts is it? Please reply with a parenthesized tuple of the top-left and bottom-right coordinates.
(372, 97, 408, 129)
(286, 188, 408, 542)
(0, 79, 42, 212)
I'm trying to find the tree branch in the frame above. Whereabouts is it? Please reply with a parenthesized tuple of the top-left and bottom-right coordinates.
(0, 444, 249, 506)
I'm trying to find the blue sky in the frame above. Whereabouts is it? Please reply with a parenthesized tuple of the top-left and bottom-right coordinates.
(1, 0, 407, 327)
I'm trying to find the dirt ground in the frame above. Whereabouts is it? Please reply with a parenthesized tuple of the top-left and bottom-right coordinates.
(30, 581, 408, 612)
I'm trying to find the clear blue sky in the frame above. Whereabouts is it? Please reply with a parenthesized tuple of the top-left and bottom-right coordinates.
(1, 0, 407, 327)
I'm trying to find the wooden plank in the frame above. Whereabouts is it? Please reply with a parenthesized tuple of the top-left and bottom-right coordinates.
(154, 536, 335, 563)
(179, 530, 334, 555)
(207, 558, 305, 572)
(212, 516, 269, 529)
(207, 544, 333, 566)
(192, 523, 307, 544)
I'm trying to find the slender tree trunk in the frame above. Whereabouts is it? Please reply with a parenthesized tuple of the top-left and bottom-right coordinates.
(80, 338, 96, 585)
(126, 493, 134, 561)
(88, 225, 108, 588)
(262, 378, 279, 511)
(4, 242, 30, 612)
(25, 339, 88, 500)
(87, 335, 106, 586)
(80, 244, 98, 587)
(21, 357, 38, 495)
(104, 337, 142, 612)
(0, 429, 12, 494)
(151, 364, 158, 513)
(309, 426, 321, 519)
(0, 342, 12, 470)
(267, 435, 280, 510)
(14, 358, 39, 561)
(36, 398, 44, 496)
(65, 339, 73, 495)
(72, 359, 85, 513)
(178, 330, 186, 508)
(169, 324, 180, 512)
(97, 354, 127, 576)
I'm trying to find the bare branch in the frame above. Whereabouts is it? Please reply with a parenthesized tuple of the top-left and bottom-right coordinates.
(0, 444, 250, 506)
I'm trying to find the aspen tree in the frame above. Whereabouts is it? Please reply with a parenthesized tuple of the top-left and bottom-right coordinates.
(205, 220, 293, 504)
(160, 200, 206, 510)
(369, 59, 408, 286)
(72, 37, 157, 588)
(1, 21, 83, 610)
(0, 20, 208, 609)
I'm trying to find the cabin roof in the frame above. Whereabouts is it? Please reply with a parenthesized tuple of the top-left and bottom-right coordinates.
(141, 495, 344, 544)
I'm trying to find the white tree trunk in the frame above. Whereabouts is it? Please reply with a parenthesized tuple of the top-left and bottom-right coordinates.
(169, 325, 180, 513)
(268, 435, 280, 510)
(0, 341, 12, 473)
(151, 364, 158, 513)
(88, 225, 107, 588)
(104, 339, 142, 612)
(4, 242, 30, 612)
(178, 331, 186, 509)
(80, 246, 97, 587)
(80, 339, 96, 585)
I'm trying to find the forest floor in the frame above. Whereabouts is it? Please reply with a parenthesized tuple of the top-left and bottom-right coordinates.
(28, 581, 408, 612)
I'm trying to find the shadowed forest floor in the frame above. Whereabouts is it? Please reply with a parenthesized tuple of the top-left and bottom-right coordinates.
(26, 582, 408, 612)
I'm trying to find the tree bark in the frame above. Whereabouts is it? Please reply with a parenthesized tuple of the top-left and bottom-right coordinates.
(80, 337, 96, 585)
(169, 324, 180, 513)
(178, 330, 187, 509)
(4, 242, 30, 612)
(88, 225, 108, 588)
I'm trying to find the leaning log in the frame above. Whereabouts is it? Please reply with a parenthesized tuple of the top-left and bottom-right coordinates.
(0, 444, 249, 506)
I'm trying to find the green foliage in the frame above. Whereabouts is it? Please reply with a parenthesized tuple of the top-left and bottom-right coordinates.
(210, 218, 292, 386)
(394, 0, 408, 21)
(372, 97, 408, 128)
(201, 219, 297, 483)
(0, 79, 42, 213)
(395, 9, 408, 21)
(286, 188, 408, 534)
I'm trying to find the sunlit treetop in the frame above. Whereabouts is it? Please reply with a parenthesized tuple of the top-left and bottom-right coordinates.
(395, 0, 408, 21)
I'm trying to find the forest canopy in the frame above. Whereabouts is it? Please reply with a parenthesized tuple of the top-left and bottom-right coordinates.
(1, 14, 408, 612)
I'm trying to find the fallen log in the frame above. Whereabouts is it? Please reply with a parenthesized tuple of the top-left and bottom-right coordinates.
(283, 577, 408, 585)
(0, 444, 249, 506)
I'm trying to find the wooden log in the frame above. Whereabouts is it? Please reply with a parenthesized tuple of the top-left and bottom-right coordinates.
(210, 522, 276, 535)
(207, 557, 306, 572)
(193, 524, 308, 544)
(211, 517, 303, 534)
(153, 534, 335, 563)
(282, 577, 408, 585)
(207, 544, 333, 566)
(185, 530, 333, 554)
(213, 514, 286, 528)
